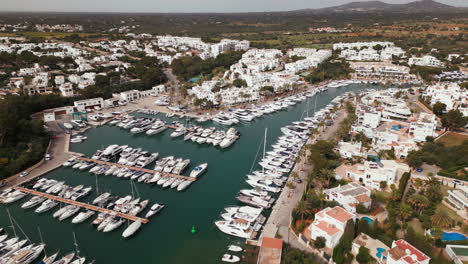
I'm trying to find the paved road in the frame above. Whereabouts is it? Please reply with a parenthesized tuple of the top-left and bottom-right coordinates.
(1, 134, 72, 190)
(260, 109, 348, 238)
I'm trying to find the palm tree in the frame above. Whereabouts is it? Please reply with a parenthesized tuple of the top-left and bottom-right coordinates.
(396, 203, 413, 221)
(319, 168, 335, 188)
(295, 200, 311, 221)
(431, 211, 454, 228)
(407, 194, 430, 214)
(317, 192, 326, 209)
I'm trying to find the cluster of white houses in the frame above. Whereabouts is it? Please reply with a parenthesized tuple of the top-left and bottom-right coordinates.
(422, 82, 467, 115)
(189, 48, 331, 105)
(42, 85, 166, 122)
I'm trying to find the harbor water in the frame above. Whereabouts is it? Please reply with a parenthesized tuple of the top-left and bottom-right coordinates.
(0, 84, 380, 263)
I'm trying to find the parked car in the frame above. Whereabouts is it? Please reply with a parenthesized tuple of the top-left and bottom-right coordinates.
(45, 154, 51, 161)
(19, 171, 29, 177)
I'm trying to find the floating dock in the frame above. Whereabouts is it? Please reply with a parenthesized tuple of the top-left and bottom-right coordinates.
(75, 157, 196, 181)
(14, 186, 149, 224)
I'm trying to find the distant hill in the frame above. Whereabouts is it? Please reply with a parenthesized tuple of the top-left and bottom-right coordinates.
(297, 0, 465, 14)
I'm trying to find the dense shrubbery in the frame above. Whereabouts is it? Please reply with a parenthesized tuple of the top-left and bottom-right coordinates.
(282, 243, 320, 264)
(306, 60, 352, 84)
(171, 51, 244, 81)
(0, 94, 76, 178)
(406, 141, 468, 180)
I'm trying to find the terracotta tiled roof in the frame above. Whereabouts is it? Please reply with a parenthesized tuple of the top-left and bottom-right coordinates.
(262, 237, 283, 249)
(326, 206, 354, 223)
(315, 220, 341, 236)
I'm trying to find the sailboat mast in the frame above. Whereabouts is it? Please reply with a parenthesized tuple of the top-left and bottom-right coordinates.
(262, 128, 267, 173)
(313, 94, 317, 115)
(6, 209, 17, 238)
(73, 232, 80, 257)
(95, 175, 99, 196)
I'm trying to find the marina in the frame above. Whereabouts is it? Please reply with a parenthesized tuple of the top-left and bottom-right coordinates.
(0, 82, 382, 264)
(10, 187, 149, 224)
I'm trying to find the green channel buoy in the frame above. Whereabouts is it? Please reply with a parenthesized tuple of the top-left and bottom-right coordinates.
(191, 225, 197, 234)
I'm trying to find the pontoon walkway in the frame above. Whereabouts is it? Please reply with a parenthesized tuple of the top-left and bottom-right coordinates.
(75, 157, 196, 181)
(13, 186, 149, 224)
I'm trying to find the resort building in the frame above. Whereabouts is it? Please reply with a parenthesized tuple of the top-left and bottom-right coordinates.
(73, 98, 104, 111)
(307, 206, 356, 248)
(336, 141, 363, 159)
(423, 82, 464, 111)
(323, 183, 372, 213)
(446, 185, 468, 210)
(335, 160, 403, 190)
(408, 113, 437, 142)
(387, 239, 430, 264)
(355, 104, 382, 128)
(408, 55, 444, 68)
(58, 83, 75, 97)
(333, 41, 395, 51)
(350, 62, 416, 81)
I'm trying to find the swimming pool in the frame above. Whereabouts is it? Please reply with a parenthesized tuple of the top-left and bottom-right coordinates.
(442, 232, 468, 241)
(376, 247, 387, 259)
(361, 216, 374, 224)
(391, 125, 407, 131)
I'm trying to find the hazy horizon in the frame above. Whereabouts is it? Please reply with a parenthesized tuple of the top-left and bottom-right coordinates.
(2, 0, 468, 13)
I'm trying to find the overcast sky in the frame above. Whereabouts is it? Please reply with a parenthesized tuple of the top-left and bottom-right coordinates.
(2, 0, 468, 13)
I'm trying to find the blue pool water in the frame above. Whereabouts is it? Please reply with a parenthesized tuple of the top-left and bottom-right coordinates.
(442, 232, 468, 241)
(376, 248, 387, 259)
(391, 125, 407, 131)
(361, 216, 374, 224)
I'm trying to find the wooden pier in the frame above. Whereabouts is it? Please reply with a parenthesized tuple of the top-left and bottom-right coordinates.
(75, 157, 196, 181)
(14, 186, 149, 224)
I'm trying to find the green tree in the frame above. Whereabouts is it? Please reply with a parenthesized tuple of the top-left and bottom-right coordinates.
(441, 110, 468, 130)
(313, 237, 326, 249)
(432, 102, 446, 115)
(356, 246, 372, 264)
(407, 194, 430, 214)
(396, 203, 413, 221)
(431, 210, 454, 228)
(295, 200, 311, 221)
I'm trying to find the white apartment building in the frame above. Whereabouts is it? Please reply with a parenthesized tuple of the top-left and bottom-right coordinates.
(119, 90, 140, 102)
(408, 113, 437, 142)
(74, 98, 104, 112)
(424, 82, 464, 111)
(446, 185, 468, 210)
(323, 183, 372, 213)
(285, 49, 332, 72)
(381, 99, 412, 121)
(350, 62, 415, 80)
(59, 82, 74, 97)
(387, 240, 430, 264)
(408, 55, 444, 68)
(333, 41, 394, 50)
(355, 104, 381, 128)
(336, 141, 363, 159)
(308, 206, 356, 248)
(340, 160, 401, 189)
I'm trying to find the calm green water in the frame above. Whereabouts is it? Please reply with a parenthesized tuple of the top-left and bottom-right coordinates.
(0, 84, 378, 264)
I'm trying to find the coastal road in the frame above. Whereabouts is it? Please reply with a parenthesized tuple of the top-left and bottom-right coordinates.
(1, 134, 72, 190)
(261, 108, 348, 242)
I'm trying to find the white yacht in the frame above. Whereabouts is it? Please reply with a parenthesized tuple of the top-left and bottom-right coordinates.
(215, 219, 255, 239)
(35, 199, 59, 213)
(222, 254, 240, 263)
(72, 210, 95, 224)
(21, 196, 46, 209)
(145, 203, 165, 218)
(122, 220, 142, 238)
(176, 180, 193, 191)
(103, 217, 125, 232)
(59, 206, 80, 221)
(189, 163, 208, 178)
(51, 253, 75, 264)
